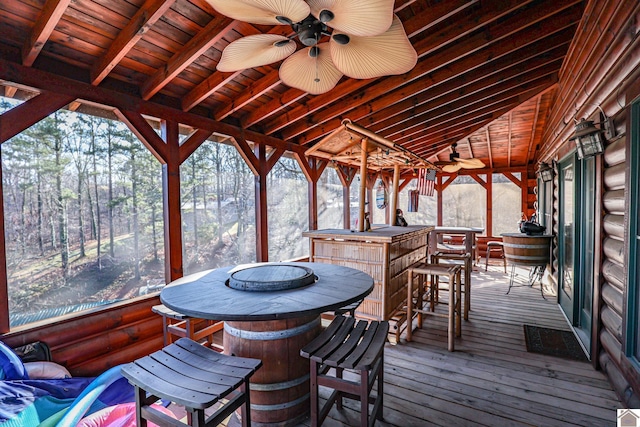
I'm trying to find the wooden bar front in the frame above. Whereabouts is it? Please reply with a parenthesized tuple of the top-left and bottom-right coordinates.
(303, 225, 433, 342)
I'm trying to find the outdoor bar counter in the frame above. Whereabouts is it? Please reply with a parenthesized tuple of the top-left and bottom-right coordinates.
(303, 225, 433, 342)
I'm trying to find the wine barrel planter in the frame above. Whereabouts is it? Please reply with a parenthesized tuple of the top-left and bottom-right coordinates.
(501, 233, 552, 267)
(224, 315, 321, 426)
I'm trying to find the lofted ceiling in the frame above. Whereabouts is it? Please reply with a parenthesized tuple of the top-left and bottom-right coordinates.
(0, 0, 585, 172)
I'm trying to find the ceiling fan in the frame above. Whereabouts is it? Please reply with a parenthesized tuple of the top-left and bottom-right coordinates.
(207, 0, 418, 95)
(434, 143, 486, 173)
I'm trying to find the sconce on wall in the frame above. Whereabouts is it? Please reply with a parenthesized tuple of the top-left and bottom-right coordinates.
(569, 108, 615, 160)
(570, 119, 605, 159)
(537, 162, 555, 182)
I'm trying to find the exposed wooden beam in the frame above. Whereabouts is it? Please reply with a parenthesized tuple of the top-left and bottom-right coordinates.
(90, 0, 176, 85)
(22, 0, 71, 66)
(178, 128, 213, 165)
(486, 127, 494, 169)
(508, 111, 513, 167)
(526, 94, 543, 164)
(115, 109, 169, 163)
(181, 70, 241, 112)
(214, 71, 281, 121)
(0, 91, 75, 143)
(0, 58, 297, 154)
(141, 17, 236, 100)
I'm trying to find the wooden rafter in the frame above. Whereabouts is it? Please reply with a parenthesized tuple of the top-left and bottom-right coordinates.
(91, 0, 176, 85)
(141, 17, 236, 100)
(486, 126, 494, 169)
(22, 0, 71, 66)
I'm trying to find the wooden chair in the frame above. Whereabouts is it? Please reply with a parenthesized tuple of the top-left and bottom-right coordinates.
(300, 315, 389, 427)
(121, 337, 262, 427)
(431, 251, 472, 320)
(406, 262, 462, 351)
(152, 304, 223, 351)
(334, 298, 364, 317)
(485, 241, 507, 273)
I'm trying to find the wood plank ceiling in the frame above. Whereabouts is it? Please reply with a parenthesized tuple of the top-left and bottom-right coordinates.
(0, 0, 585, 172)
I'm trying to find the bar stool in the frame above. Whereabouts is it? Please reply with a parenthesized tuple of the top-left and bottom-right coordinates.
(152, 304, 224, 350)
(121, 337, 262, 427)
(485, 241, 507, 273)
(300, 315, 388, 427)
(406, 262, 462, 351)
(431, 251, 472, 321)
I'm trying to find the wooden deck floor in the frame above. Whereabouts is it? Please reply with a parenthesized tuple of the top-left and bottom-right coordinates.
(313, 265, 622, 427)
(191, 265, 622, 426)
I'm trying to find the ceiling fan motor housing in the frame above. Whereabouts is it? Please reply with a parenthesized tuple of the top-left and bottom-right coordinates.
(295, 15, 326, 46)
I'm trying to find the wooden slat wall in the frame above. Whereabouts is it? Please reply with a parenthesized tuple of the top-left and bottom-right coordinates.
(1, 295, 163, 376)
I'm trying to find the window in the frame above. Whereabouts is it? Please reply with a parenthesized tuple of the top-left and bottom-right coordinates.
(442, 175, 486, 229)
(1, 103, 164, 327)
(267, 156, 308, 261)
(492, 173, 523, 236)
(181, 142, 256, 275)
(317, 167, 343, 230)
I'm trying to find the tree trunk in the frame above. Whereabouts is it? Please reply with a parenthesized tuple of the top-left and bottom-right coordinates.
(108, 134, 115, 259)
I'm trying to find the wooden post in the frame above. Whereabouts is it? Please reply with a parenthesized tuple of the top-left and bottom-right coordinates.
(391, 165, 400, 225)
(255, 144, 269, 262)
(161, 120, 183, 282)
(437, 174, 443, 226)
(0, 147, 7, 333)
(486, 173, 493, 237)
(359, 138, 368, 232)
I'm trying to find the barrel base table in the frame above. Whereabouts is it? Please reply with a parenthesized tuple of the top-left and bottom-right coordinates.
(501, 233, 552, 299)
(160, 262, 374, 426)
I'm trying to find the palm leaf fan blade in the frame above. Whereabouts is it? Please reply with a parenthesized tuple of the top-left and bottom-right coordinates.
(217, 35, 296, 72)
(330, 16, 417, 79)
(307, 0, 395, 36)
(206, 0, 310, 25)
(442, 163, 462, 173)
(457, 158, 485, 169)
(279, 43, 343, 94)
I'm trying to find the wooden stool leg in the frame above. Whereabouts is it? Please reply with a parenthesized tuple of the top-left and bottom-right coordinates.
(360, 369, 369, 427)
(464, 258, 471, 321)
(310, 361, 319, 427)
(406, 269, 413, 342)
(448, 273, 455, 352)
(455, 269, 462, 337)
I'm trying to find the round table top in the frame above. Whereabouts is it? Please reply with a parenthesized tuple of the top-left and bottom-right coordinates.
(160, 262, 374, 321)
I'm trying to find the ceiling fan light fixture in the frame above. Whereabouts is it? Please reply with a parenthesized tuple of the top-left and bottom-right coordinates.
(206, 0, 310, 26)
(318, 10, 334, 23)
(276, 15, 293, 25)
(332, 34, 350, 45)
(329, 16, 417, 79)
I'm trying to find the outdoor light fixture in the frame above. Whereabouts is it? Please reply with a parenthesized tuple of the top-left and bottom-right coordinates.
(537, 162, 555, 182)
(569, 118, 607, 160)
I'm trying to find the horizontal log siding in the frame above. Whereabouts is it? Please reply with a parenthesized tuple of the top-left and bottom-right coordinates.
(600, 132, 634, 405)
(0, 295, 163, 376)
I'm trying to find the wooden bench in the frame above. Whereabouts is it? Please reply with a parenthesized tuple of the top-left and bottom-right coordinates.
(300, 316, 389, 427)
(121, 337, 262, 427)
(152, 304, 223, 350)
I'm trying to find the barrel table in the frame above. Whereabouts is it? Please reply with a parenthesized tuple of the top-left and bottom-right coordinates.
(501, 233, 552, 298)
(160, 262, 374, 426)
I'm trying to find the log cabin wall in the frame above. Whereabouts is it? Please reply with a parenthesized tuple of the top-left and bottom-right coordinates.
(1, 295, 163, 376)
(538, 0, 640, 407)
